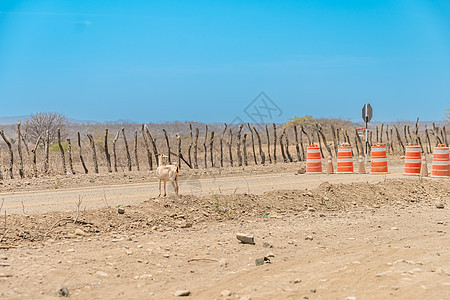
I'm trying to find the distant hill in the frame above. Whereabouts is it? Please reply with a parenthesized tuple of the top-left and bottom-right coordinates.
(0, 115, 30, 125)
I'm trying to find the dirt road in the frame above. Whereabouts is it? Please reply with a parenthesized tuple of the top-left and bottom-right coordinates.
(2, 166, 404, 214)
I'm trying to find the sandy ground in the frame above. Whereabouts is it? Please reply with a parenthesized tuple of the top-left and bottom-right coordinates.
(0, 177, 449, 299)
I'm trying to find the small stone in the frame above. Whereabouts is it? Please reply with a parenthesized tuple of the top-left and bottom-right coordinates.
(118, 207, 125, 214)
(309, 288, 316, 293)
(307, 207, 315, 212)
(163, 254, 170, 258)
(255, 258, 265, 266)
(392, 286, 399, 290)
(266, 252, 275, 258)
(74, 229, 85, 236)
(435, 202, 445, 209)
(66, 249, 75, 253)
(236, 233, 255, 245)
(290, 278, 302, 284)
(240, 296, 251, 300)
(376, 272, 386, 277)
(57, 285, 70, 297)
(263, 241, 273, 248)
(443, 268, 450, 276)
(319, 213, 325, 217)
(125, 250, 133, 255)
(390, 227, 398, 231)
(345, 297, 357, 300)
(221, 290, 232, 297)
(174, 290, 191, 297)
(112, 238, 124, 242)
(218, 258, 228, 267)
(305, 236, 313, 241)
(96, 271, 108, 277)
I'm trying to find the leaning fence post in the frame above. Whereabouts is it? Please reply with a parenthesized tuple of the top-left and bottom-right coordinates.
(57, 128, 67, 175)
(87, 134, 99, 174)
(122, 127, 132, 171)
(0, 130, 14, 179)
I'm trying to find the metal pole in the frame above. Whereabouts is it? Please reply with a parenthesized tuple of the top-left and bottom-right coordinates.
(364, 104, 368, 163)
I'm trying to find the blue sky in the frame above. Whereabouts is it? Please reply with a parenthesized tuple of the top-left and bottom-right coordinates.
(0, 0, 449, 123)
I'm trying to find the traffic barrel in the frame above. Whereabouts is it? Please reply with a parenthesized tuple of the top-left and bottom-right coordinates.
(431, 144, 449, 177)
(370, 144, 388, 174)
(404, 143, 421, 176)
(306, 144, 322, 174)
(336, 144, 354, 174)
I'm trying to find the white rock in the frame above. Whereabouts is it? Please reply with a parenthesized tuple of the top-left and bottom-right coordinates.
(96, 271, 108, 277)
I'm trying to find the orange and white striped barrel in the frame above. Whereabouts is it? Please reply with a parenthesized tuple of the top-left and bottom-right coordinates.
(404, 143, 421, 176)
(336, 144, 353, 174)
(370, 145, 388, 174)
(306, 144, 322, 174)
(431, 144, 449, 177)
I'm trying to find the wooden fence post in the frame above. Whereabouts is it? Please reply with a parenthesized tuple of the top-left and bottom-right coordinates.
(177, 134, 182, 169)
(17, 121, 24, 178)
(193, 128, 199, 169)
(424, 125, 431, 154)
(330, 124, 338, 156)
(134, 130, 140, 171)
(122, 127, 132, 171)
(283, 128, 293, 162)
(0, 130, 14, 179)
(220, 123, 227, 167)
(44, 130, 49, 174)
(403, 125, 409, 144)
(393, 125, 405, 153)
(67, 138, 75, 175)
(77, 132, 88, 174)
(272, 123, 277, 163)
(380, 123, 384, 144)
(265, 124, 272, 163)
(105, 129, 112, 172)
(354, 136, 360, 157)
(253, 126, 265, 164)
(301, 125, 312, 146)
(87, 134, 99, 173)
(243, 133, 248, 166)
(112, 131, 119, 172)
(163, 129, 171, 165)
(144, 125, 159, 166)
(299, 125, 305, 161)
(318, 125, 333, 158)
(247, 123, 257, 165)
(209, 131, 215, 167)
(442, 126, 448, 146)
(203, 125, 208, 168)
(279, 130, 287, 162)
(355, 128, 364, 156)
(141, 124, 153, 171)
(237, 124, 243, 167)
(31, 135, 41, 178)
(228, 127, 233, 167)
(57, 128, 67, 175)
(188, 124, 193, 167)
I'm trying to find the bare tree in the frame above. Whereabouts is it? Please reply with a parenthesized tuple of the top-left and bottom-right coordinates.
(25, 112, 69, 143)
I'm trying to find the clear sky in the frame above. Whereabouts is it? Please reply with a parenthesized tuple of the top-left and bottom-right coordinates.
(0, 0, 449, 124)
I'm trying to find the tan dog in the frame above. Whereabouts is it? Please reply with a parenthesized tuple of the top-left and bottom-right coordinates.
(155, 154, 179, 197)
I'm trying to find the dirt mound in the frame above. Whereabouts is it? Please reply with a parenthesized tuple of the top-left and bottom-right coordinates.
(2, 178, 447, 246)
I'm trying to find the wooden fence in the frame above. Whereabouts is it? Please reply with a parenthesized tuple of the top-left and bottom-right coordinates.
(0, 120, 447, 179)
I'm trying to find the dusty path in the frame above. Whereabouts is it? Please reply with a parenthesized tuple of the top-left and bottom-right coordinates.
(0, 194, 448, 299)
(2, 167, 404, 214)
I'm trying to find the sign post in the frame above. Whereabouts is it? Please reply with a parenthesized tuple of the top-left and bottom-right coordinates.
(361, 104, 373, 162)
